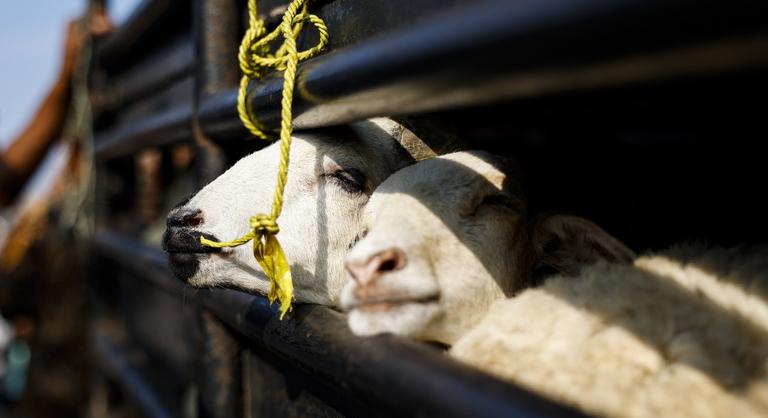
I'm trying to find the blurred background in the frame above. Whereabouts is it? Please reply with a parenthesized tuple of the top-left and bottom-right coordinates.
(1, 3, 140, 417)
(0, 1, 140, 148)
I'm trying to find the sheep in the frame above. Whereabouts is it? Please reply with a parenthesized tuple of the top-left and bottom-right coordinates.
(339, 150, 768, 416)
(162, 119, 433, 306)
(451, 246, 768, 418)
(340, 151, 634, 344)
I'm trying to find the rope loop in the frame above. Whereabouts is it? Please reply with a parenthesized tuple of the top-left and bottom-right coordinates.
(250, 214, 280, 234)
(237, 0, 329, 138)
(200, 0, 328, 319)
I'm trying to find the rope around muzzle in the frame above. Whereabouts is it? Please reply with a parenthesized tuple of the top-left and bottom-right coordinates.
(200, 0, 329, 319)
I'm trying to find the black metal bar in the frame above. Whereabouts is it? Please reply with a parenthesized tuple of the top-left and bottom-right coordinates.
(198, 0, 768, 139)
(197, 311, 242, 418)
(92, 331, 177, 418)
(98, 0, 190, 71)
(92, 231, 586, 418)
(94, 231, 202, 397)
(94, 102, 193, 160)
(203, 291, 586, 418)
(100, 38, 195, 112)
(191, 6, 243, 416)
(191, 0, 235, 184)
(194, 0, 239, 99)
(93, 230, 188, 297)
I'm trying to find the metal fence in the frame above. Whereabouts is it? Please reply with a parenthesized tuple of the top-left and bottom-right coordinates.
(89, 0, 768, 417)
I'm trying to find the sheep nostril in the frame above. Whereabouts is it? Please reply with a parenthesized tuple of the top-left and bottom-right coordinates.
(375, 248, 406, 273)
(168, 209, 204, 228)
(346, 248, 407, 285)
(181, 211, 204, 227)
(380, 259, 397, 271)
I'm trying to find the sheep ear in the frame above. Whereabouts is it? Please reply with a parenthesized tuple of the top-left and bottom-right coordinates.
(531, 213, 636, 279)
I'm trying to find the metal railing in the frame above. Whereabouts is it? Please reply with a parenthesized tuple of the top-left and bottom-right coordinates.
(88, 0, 768, 417)
(94, 230, 585, 418)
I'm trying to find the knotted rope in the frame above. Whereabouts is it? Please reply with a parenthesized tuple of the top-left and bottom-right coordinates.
(200, 0, 329, 318)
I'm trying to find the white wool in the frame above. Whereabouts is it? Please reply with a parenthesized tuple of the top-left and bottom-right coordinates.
(451, 246, 768, 418)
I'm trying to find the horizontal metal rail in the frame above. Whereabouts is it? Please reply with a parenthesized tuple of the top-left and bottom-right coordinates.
(92, 330, 176, 418)
(99, 38, 195, 112)
(94, 102, 193, 160)
(93, 231, 188, 297)
(198, 0, 768, 139)
(98, 0, 190, 72)
(92, 230, 586, 418)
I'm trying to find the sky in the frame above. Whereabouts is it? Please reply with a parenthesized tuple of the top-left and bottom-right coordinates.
(0, 0, 142, 148)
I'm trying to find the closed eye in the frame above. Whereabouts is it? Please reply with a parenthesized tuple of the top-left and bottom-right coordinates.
(325, 168, 366, 194)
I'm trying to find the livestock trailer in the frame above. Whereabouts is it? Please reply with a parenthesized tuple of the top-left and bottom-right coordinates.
(7, 0, 768, 417)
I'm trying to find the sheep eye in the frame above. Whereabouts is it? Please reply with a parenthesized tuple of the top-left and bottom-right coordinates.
(327, 168, 366, 194)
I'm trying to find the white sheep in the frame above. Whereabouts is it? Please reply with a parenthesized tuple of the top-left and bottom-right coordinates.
(340, 151, 768, 417)
(163, 119, 432, 305)
(451, 246, 768, 418)
(341, 151, 633, 344)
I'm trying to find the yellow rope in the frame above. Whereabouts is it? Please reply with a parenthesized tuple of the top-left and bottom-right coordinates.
(200, 0, 329, 319)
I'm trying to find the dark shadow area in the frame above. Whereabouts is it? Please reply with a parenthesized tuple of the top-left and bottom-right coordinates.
(240, 335, 390, 418)
(658, 244, 768, 300)
(400, 69, 768, 252)
(368, 148, 768, 392)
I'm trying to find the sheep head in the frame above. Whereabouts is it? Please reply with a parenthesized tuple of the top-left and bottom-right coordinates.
(341, 151, 635, 344)
(162, 119, 423, 306)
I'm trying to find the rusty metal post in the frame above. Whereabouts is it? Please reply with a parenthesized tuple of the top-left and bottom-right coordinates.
(134, 149, 162, 227)
(197, 310, 242, 418)
(192, 2, 241, 418)
(195, 0, 240, 99)
(192, 0, 239, 185)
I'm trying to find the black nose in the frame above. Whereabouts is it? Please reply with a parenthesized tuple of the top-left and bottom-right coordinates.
(163, 208, 222, 255)
(162, 227, 222, 254)
(163, 219, 222, 282)
(167, 209, 204, 228)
